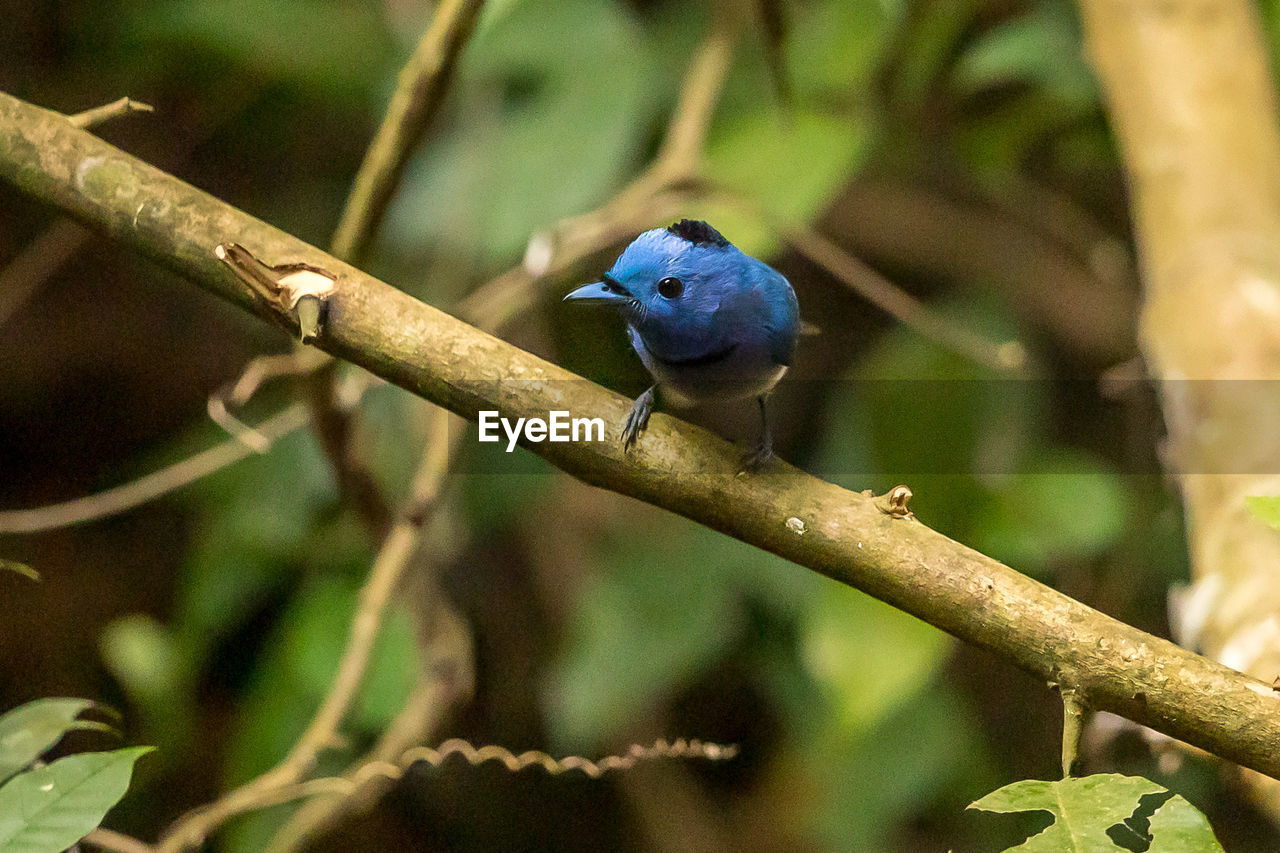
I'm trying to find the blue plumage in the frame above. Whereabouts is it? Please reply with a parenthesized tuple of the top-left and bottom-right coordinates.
(564, 220, 799, 469)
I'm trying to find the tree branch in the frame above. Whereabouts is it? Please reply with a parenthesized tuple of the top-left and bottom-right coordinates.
(329, 0, 486, 264)
(82, 828, 155, 853)
(303, 0, 485, 537)
(5, 90, 1280, 784)
(0, 404, 309, 534)
(265, 525, 476, 852)
(156, 408, 455, 852)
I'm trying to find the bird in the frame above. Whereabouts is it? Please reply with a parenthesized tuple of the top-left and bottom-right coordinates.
(564, 219, 799, 470)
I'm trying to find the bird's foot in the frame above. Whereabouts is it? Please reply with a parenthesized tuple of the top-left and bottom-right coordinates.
(738, 395, 774, 474)
(738, 439, 774, 474)
(622, 386, 656, 451)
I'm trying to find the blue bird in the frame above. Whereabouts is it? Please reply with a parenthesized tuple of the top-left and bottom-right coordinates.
(564, 219, 800, 470)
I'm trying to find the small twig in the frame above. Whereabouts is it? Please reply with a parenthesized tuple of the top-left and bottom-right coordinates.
(225, 351, 330, 406)
(82, 828, 155, 853)
(304, 0, 485, 537)
(156, 409, 455, 853)
(0, 218, 92, 331)
(207, 351, 337, 452)
(206, 395, 272, 454)
(651, 6, 741, 181)
(330, 0, 486, 263)
(266, 644, 473, 853)
(457, 16, 742, 330)
(67, 97, 155, 130)
(1061, 687, 1086, 777)
(0, 404, 309, 535)
(726, 193, 1029, 374)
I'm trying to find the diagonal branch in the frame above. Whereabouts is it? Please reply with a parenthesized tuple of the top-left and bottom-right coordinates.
(4, 89, 1280, 784)
(155, 408, 457, 852)
(305, 0, 484, 536)
(330, 0, 486, 264)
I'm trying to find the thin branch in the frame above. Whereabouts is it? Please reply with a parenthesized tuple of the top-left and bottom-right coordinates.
(330, 0, 487, 263)
(770, 208, 1029, 373)
(302, 362, 392, 535)
(457, 15, 741, 330)
(0, 404, 308, 535)
(6, 90, 1280, 783)
(650, 6, 741, 181)
(67, 97, 154, 130)
(821, 178, 1137, 363)
(0, 218, 91, 330)
(1061, 688, 1085, 778)
(82, 828, 155, 853)
(305, 0, 486, 537)
(0, 360, 374, 536)
(208, 350, 335, 453)
(265, 683, 450, 853)
(266, 579, 476, 853)
(156, 408, 456, 852)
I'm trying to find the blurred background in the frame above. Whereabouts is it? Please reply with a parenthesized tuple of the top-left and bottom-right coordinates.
(1, 0, 1277, 849)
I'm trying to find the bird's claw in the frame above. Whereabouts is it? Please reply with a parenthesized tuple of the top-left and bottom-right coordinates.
(737, 395, 774, 474)
(621, 386, 655, 451)
(738, 441, 774, 474)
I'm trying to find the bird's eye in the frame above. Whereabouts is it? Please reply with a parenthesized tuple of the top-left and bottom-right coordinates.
(657, 277, 684, 298)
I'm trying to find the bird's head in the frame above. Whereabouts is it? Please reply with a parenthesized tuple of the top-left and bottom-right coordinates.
(564, 220, 743, 330)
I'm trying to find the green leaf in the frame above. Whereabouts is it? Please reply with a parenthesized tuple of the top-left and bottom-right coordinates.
(810, 686, 987, 851)
(1146, 794, 1225, 851)
(0, 561, 37, 582)
(177, 428, 337, 656)
(100, 616, 184, 709)
(384, 0, 660, 265)
(1246, 496, 1280, 531)
(0, 746, 152, 853)
(953, 4, 1098, 108)
(969, 774, 1223, 852)
(0, 699, 108, 784)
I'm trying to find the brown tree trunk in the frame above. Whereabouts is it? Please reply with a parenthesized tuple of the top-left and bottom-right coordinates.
(1079, 0, 1280, 812)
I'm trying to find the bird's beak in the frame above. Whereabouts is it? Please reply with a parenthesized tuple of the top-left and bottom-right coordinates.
(563, 281, 630, 305)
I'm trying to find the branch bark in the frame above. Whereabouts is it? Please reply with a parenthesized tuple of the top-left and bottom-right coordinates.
(5, 90, 1280, 781)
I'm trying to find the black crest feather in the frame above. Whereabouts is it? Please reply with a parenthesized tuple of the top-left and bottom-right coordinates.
(666, 219, 730, 248)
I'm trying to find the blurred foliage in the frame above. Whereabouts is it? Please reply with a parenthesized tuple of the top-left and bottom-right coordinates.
(1245, 495, 1280, 532)
(2, 0, 1277, 850)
